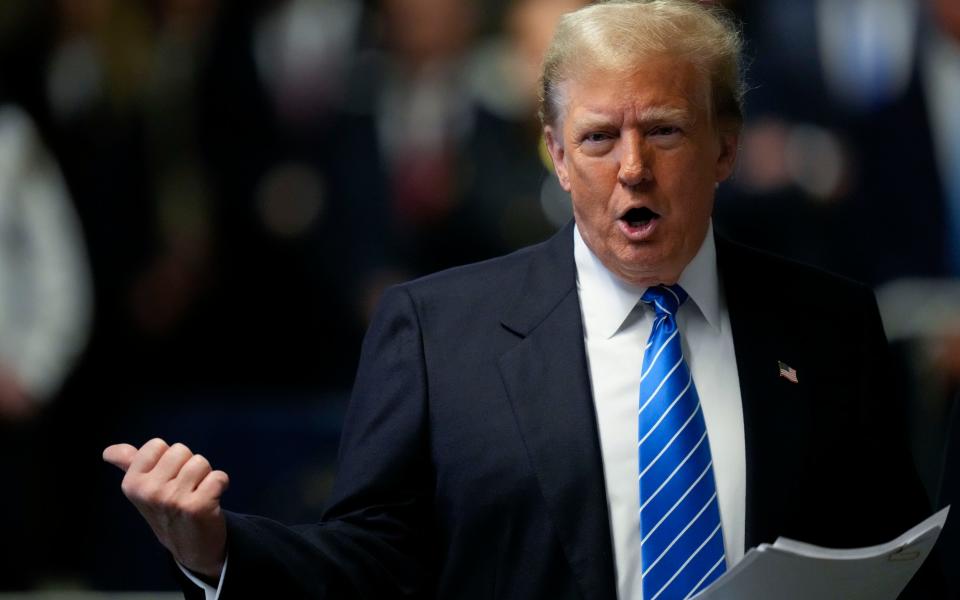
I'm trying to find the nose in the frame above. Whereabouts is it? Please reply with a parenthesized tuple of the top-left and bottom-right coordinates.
(618, 133, 650, 187)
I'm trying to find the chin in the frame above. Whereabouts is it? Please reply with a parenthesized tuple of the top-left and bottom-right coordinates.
(615, 253, 682, 286)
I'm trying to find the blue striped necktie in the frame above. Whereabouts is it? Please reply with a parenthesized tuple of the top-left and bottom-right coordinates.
(638, 285, 726, 600)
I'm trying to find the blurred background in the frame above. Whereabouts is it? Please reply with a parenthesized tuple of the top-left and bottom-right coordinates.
(0, 0, 958, 595)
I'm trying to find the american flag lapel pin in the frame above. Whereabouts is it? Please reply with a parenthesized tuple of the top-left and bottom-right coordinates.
(778, 361, 799, 384)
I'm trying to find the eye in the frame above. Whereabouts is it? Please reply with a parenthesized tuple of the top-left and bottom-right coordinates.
(583, 131, 614, 143)
(647, 125, 684, 148)
(649, 125, 681, 137)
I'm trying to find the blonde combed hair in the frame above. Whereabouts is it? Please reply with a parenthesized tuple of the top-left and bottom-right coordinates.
(539, 0, 745, 129)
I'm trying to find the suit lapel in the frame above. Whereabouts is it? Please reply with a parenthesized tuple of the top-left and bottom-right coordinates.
(718, 237, 814, 549)
(498, 223, 618, 600)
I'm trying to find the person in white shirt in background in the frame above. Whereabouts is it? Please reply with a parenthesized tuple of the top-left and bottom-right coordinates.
(0, 104, 92, 420)
(0, 103, 92, 589)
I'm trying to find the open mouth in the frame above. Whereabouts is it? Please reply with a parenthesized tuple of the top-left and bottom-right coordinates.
(618, 206, 660, 240)
(621, 206, 659, 227)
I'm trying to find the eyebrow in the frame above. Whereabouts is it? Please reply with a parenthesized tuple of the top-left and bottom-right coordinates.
(634, 106, 692, 124)
(572, 105, 693, 131)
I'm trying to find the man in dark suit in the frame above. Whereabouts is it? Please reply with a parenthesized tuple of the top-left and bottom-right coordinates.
(104, 1, 938, 598)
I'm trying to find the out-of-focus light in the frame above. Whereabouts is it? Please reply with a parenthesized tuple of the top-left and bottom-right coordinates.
(816, 0, 916, 110)
(254, 0, 361, 123)
(256, 162, 326, 239)
(737, 119, 791, 193)
(46, 38, 104, 121)
(784, 124, 847, 202)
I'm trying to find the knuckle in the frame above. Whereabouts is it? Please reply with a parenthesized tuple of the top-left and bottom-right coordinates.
(206, 470, 229, 492)
(143, 437, 169, 451)
(120, 476, 138, 497)
(191, 454, 211, 471)
(170, 442, 191, 454)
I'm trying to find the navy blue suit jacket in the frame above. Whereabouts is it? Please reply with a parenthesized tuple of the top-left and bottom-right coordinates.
(193, 223, 936, 599)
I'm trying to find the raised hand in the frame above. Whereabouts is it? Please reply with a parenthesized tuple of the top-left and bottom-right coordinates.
(103, 438, 229, 580)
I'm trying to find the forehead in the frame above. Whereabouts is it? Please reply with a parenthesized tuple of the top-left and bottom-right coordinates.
(560, 55, 710, 126)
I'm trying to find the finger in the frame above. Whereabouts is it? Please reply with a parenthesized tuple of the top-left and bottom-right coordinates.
(150, 442, 194, 482)
(175, 453, 212, 493)
(195, 470, 230, 503)
(129, 438, 170, 474)
(102, 444, 138, 472)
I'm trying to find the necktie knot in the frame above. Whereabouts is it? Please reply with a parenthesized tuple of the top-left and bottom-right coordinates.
(641, 284, 688, 318)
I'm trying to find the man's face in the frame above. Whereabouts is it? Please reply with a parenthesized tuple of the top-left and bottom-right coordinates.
(544, 55, 738, 286)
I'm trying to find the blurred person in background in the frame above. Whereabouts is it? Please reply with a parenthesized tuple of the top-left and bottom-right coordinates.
(44, 0, 217, 385)
(345, 0, 491, 300)
(371, 0, 479, 236)
(0, 103, 92, 588)
(219, 0, 375, 386)
(29, 1, 238, 586)
(719, 1, 960, 594)
(342, 0, 572, 316)
(907, 0, 960, 594)
(1, 0, 575, 590)
(715, 0, 929, 280)
(462, 0, 588, 254)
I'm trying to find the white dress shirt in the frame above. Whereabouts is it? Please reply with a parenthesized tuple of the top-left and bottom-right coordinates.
(180, 555, 226, 600)
(188, 221, 746, 600)
(575, 222, 746, 600)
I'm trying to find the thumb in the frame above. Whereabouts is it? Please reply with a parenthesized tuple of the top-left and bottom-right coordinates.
(103, 443, 138, 472)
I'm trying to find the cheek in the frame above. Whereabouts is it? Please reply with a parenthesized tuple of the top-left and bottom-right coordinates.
(570, 188, 615, 237)
(663, 156, 716, 202)
(570, 158, 617, 198)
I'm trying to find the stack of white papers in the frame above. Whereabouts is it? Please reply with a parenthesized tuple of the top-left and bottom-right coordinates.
(693, 507, 950, 600)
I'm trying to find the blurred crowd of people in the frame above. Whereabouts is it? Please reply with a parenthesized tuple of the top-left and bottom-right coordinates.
(0, 0, 958, 592)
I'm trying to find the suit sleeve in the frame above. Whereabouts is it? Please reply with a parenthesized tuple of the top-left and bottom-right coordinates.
(209, 285, 435, 599)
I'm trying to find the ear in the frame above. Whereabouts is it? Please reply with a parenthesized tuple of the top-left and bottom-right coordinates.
(544, 126, 571, 192)
(714, 127, 739, 184)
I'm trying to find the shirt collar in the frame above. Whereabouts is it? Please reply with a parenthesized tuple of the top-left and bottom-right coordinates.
(574, 221, 721, 339)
